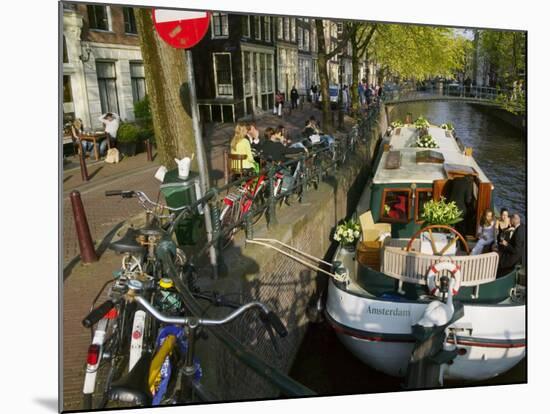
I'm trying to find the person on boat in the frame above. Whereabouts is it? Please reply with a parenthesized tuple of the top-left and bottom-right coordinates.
(471, 208, 496, 255)
(497, 213, 525, 276)
(493, 208, 514, 249)
(447, 175, 475, 236)
(230, 123, 259, 174)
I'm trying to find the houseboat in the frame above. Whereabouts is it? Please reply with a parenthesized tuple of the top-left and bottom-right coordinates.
(326, 120, 526, 384)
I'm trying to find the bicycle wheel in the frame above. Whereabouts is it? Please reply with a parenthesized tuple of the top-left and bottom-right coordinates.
(219, 203, 239, 249)
(250, 183, 267, 225)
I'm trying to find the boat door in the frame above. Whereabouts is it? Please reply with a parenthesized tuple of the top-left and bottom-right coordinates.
(433, 177, 492, 236)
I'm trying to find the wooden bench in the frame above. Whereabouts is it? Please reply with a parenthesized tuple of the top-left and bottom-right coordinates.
(380, 246, 499, 298)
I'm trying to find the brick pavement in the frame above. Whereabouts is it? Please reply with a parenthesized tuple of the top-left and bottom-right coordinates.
(61, 104, 351, 410)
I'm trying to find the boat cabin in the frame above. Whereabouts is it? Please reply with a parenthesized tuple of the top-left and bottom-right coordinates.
(361, 124, 493, 239)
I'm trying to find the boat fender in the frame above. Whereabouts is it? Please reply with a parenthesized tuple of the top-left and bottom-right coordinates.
(427, 261, 461, 296)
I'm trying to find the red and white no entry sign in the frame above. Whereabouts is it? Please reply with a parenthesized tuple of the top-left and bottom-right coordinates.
(152, 9, 211, 49)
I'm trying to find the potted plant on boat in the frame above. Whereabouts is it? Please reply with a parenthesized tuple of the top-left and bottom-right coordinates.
(334, 219, 361, 252)
(116, 123, 140, 157)
(390, 119, 403, 134)
(440, 122, 455, 131)
(417, 197, 464, 255)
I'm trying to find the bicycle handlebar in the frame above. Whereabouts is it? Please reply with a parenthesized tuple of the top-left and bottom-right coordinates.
(135, 295, 274, 327)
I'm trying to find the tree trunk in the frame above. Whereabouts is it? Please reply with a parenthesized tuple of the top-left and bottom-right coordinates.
(315, 20, 333, 133)
(135, 8, 196, 170)
(350, 41, 361, 117)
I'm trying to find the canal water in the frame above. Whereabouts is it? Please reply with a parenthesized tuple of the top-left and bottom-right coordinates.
(289, 101, 526, 395)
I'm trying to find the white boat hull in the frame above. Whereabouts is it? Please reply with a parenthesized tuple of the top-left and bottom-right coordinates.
(326, 279, 526, 381)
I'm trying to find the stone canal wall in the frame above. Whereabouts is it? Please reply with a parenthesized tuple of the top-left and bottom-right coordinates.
(199, 110, 385, 400)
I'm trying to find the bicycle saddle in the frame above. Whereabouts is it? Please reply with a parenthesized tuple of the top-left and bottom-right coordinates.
(108, 352, 153, 406)
(109, 228, 147, 254)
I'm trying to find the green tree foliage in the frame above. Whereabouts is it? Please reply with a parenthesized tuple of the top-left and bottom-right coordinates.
(478, 30, 526, 88)
(371, 24, 469, 81)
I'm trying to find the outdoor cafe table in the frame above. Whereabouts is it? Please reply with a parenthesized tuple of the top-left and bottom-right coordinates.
(79, 132, 109, 161)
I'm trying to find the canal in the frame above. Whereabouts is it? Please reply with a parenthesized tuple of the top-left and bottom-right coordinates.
(289, 101, 527, 395)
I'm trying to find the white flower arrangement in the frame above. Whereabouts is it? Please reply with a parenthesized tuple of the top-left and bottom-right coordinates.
(415, 134, 439, 149)
(440, 122, 455, 131)
(334, 219, 361, 245)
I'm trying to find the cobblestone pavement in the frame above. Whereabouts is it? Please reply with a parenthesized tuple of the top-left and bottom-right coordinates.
(61, 104, 350, 410)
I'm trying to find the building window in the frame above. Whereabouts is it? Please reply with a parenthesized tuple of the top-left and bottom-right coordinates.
(291, 18, 296, 42)
(304, 30, 310, 52)
(63, 36, 68, 63)
(63, 75, 75, 123)
(277, 18, 283, 39)
(312, 25, 317, 52)
(267, 55, 273, 92)
(283, 18, 290, 41)
(254, 16, 261, 40)
(87, 5, 110, 31)
(242, 16, 250, 38)
(123, 7, 137, 34)
(298, 27, 303, 50)
(380, 189, 411, 223)
(213, 53, 233, 96)
(264, 17, 271, 42)
(130, 62, 147, 104)
(96, 61, 119, 114)
(337, 22, 344, 34)
(211, 13, 228, 38)
(243, 51, 251, 95)
(260, 54, 267, 93)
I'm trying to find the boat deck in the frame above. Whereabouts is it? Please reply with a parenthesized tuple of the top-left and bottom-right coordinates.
(373, 125, 490, 184)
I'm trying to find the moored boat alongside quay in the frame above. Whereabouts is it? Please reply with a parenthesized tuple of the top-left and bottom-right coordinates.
(326, 120, 526, 385)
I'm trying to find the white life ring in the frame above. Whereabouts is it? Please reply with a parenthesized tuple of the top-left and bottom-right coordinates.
(426, 261, 461, 296)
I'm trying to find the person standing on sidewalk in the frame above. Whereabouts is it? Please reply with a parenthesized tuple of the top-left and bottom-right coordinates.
(359, 81, 365, 106)
(98, 112, 120, 156)
(275, 91, 284, 118)
(290, 85, 299, 109)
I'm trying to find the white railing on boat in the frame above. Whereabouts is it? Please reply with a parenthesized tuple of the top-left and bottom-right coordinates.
(380, 246, 499, 298)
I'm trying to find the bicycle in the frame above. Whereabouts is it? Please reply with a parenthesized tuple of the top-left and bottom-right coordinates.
(81, 269, 287, 406)
(81, 189, 188, 410)
(219, 173, 271, 249)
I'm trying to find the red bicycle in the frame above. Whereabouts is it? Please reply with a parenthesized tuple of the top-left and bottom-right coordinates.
(219, 170, 286, 249)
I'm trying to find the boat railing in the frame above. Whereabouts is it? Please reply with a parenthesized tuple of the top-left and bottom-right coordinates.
(381, 246, 499, 298)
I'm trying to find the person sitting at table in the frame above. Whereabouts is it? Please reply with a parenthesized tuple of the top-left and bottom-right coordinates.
(230, 123, 259, 174)
(302, 116, 335, 147)
(245, 122, 263, 161)
(70, 118, 94, 158)
(261, 127, 306, 164)
(98, 112, 120, 156)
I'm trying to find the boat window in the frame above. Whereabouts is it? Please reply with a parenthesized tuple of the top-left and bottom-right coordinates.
(415, 188, 434, 223)
(380, 188, 411, 223)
